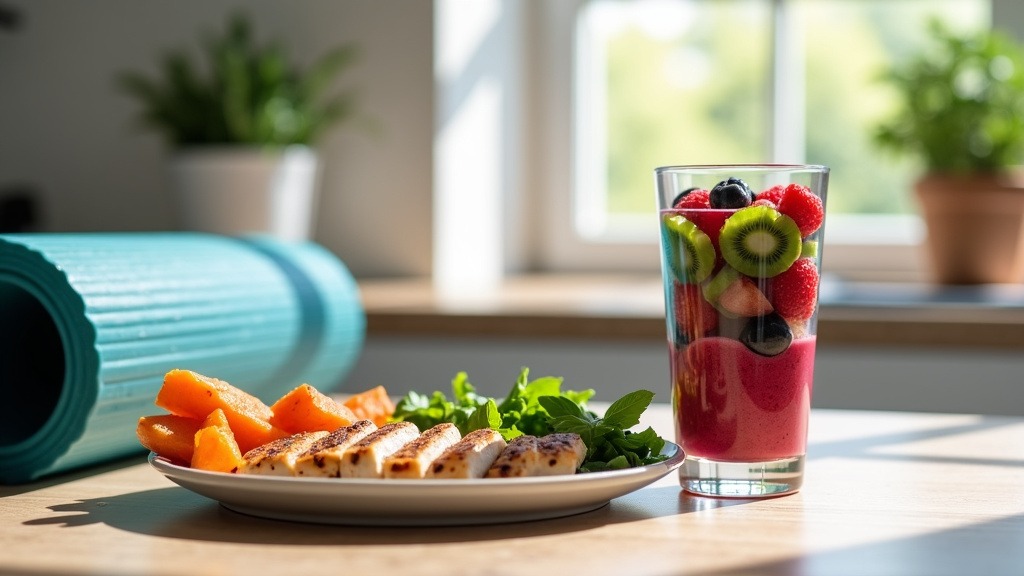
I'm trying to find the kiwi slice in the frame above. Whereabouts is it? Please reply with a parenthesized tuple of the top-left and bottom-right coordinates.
(800, 239, 819, 259)
(662, 214, 716, 284)
(700, 266, 741, 315)
(719, 206, 802, 278)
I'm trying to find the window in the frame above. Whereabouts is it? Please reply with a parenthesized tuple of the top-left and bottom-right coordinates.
(433, 1, 1021, 287)
(532, 0, 1004, 281)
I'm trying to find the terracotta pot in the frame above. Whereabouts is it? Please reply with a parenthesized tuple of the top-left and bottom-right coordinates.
(915, 172, 1024, 284)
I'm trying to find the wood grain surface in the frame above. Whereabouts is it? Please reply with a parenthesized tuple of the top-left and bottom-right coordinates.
(3, 406, 1023, 576)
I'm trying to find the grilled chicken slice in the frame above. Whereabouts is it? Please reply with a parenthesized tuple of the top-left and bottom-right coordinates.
(383, 423, 462, 479)
(426, 428, 507, 479)
(293, 420, 378, 478)
(485, 432, 586, 478)
(241, 431, 329, 476)
(338, 421, 420, 478)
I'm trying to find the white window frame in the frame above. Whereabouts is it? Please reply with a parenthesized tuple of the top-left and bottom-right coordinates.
(434, 0, 1022, 288)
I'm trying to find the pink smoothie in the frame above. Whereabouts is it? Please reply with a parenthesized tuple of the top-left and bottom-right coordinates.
(671, 336, 815, 461)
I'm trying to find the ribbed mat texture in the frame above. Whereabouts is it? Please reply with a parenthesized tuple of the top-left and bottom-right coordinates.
(0, 233, 365, 483)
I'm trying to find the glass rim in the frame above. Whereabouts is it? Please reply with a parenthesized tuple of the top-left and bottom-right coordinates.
(654, 163, 829, 175)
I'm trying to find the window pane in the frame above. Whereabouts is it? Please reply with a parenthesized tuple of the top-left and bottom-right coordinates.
(576, 0, 771, 239)
(576, 0, 989, 238)
(803, 0, 989, 215)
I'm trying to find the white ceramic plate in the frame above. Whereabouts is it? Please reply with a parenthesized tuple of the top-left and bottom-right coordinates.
(149, 442, 684, 526)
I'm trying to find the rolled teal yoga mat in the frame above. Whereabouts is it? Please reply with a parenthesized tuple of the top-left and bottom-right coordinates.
(0, 233, 365, 484)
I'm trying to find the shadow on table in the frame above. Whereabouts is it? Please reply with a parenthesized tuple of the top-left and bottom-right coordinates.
(699, 512, 1024, 576)
(22, 485, 755, 545)
(808, 414, 1024, 468)
(0, 455, 147, 498)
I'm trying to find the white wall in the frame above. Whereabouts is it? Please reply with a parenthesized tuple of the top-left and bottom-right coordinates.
(344, 337, 1024, 417)
(0, 0, 433, 277)
(6, 2, 1021, 417)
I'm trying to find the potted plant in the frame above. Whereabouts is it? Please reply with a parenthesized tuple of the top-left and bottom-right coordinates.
(118, 13, 357, 241)
(873, 19, 1024, 284)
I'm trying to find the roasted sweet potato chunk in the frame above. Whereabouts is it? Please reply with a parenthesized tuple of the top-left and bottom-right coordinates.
(343, 385, 396, 427)
(270, 383, 358, 434)
(191, 408, 245, 473)
(136, 413, 204, 465)
(155, 369, 287, 452)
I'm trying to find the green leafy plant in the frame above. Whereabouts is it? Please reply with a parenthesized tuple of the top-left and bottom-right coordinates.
(540, 391, 666, 472)
(389, 367, 668, 473)
(117, 13, 357, 147)
(873, 20, 1024, 173)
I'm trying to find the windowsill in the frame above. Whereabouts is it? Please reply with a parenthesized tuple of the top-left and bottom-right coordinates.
(358, 274, 1024, 351)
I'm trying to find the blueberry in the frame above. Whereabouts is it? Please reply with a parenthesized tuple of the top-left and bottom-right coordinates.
(710, 178, 754, 209)
(739, 312, 793, 357)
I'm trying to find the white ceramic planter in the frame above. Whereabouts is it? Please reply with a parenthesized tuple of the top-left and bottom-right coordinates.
(169, 145, 320, 241)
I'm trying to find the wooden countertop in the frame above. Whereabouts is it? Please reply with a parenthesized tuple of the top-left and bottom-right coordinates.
(359, 275, 1024, 350)
(3, 406, 1024, 576)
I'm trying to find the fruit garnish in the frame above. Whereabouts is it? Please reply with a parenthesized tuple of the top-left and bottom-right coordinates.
(717, 275, 774, 318)
(718, 206, 802, 278)
(755, 184, 787, 205)
(674, 280, 719, 343)
(738, 312, 794, 357)
(672, 187, 711, 209)
(800, 239, 818, 259)
(701, 265, 740, 310)
(663, 214, 716, 284)
(776, 183, 824, 237)
(768, 257, 820, 321)
(710, 177, 755, 209)
(683, 209, 731, 256)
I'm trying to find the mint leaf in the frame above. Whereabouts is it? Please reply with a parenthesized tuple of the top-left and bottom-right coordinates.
(465, 399, 501, 433)
(522, 376, 563, 402)
(602, 390, 654, 430)
(389, 368, 668, 473)
(537, 395, 586, 419)
(496, 368, 529, 413)
(546, 414, 595, 435)
(604, 455, 632, 470)
(452, 371, 477, 406)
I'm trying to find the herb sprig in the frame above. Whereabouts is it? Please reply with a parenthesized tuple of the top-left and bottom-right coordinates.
(389, 368, 668, 472)
(539, 391, 666, 472)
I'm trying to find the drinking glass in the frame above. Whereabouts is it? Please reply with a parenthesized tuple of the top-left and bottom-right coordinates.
(655, 164, 829, 497)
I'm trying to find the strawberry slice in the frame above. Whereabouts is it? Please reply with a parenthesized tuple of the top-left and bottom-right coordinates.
(717, 275, 774, 318)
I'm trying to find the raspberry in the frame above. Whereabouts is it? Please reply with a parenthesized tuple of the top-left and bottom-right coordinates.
(767, 258, 819, 321)
(776, 184, 824, 237)
(755, 184, 786, 205)
(673, 281, 719, 342)
(673, 188, 711, 209)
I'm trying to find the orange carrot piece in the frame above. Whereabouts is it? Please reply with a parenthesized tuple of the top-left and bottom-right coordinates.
(136, 413, 204, 465)
(343, 385, 396, 427)
(191, 408, 245, 473)
(269, 383, 358, 434)
(155, 369, 287, 453)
